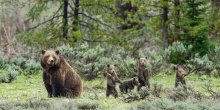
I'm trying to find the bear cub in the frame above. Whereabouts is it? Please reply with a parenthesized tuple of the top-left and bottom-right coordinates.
(137, 57, 150, 90)
(105, 64, 121, 98)
(173, 66, 186, 87)
(119, 78, 139, 94)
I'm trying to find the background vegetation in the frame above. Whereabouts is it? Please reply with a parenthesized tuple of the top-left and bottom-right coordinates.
(1, 0, 220, 109)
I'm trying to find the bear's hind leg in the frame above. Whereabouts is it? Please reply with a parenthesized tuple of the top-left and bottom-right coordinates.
(106, 85, 111, 97)
(146, 80, 150, 89)
(113, 88, 118, 98)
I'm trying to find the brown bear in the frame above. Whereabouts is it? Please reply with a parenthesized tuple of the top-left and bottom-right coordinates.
(105, 64, 122, 98)
(137, 57, 150, 90)
(119, 78, 139, 94)
(40, 50, 82, 98)
(173, 66, 186, 87)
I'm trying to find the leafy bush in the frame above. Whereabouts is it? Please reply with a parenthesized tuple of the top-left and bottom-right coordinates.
(57, 44, 138, 79)
(74, 44, 107, 79)
(152, 83, 163, 97)
(0, 54, 41, 81)
(0, 99, 99, 110)
(57, 44, 76, 59)
(137, 98, 218, 110)
(169, 84, 203, 101)
(202, 80, 220, 99)
(188, 54, 214, 76)
(123, 87, 150, 102)
(0, 57, 8, 68)
(165, 41, 192, 65)
(118, 56, 136, 77)
(9, 56, 27, 69)
(137, 98, 174, 110)
(169, 85, 189, 101)
(55, 44, 165, 79)
(24, 59, 41, 75)
(209, 46, 220, 76)
(147, 50, 163, 76)
(0, 67, 19, 83)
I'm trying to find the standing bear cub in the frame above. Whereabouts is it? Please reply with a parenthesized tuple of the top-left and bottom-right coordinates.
(137, 57, 150, 90)
(119, 78, 139, 94)
(40, 50, 83, 98)
(106, 64, 122, 98)
(173, 66, 186, 87)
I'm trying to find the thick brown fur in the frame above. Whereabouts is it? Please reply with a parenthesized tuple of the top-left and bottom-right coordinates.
(137, 57, 150, 90)
(41, 50, 83, 98)
(106, 64, 121, 98)
(174, 66, 186, 87)
(119, 78, 139, 94)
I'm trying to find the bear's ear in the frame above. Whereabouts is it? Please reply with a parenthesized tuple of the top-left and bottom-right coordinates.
(173, 65, 177, 70)
(145, 57, 148, 59)
(107, 64, 110, 67)
(138, 57, 140, 59)
(114, 64, 117, 67)
(133, 78, 136, 81)
(55, 50, 59, 54)
(41, 50, 46, 54)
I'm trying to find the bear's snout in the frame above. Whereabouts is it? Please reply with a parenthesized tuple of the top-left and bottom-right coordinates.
(49, 59, 54, 63)
(140, 62, 146, 66)
(47, 56, 55, 65)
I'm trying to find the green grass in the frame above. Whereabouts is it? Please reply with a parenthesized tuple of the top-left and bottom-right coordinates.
(151, 73, 220, 94)
(0, 71, 220, 109)
(0, 74, 46, 101)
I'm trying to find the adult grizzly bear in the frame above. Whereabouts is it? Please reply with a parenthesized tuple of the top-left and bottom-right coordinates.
(40, 50, 82, 98)
(173, 66, 186, 87)
(137, 57, 150, 90)
(119, 78, 139, 94)
(105, 64, 121, 98)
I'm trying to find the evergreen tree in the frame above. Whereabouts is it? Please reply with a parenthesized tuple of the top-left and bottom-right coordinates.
(181, 0, 214, 56)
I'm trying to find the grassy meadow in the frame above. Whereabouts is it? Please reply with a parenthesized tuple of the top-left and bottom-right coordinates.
(1, 71, 220, 110)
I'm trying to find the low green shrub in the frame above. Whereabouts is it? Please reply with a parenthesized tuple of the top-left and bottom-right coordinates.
(9, 56, 27, 69)
(0, 57, 6, 68)
(164, 41, 192, 65)
(0, 67, 19, 83)
(188, 54, 214, 76)
(0, 98, 99, 110)
(137, 98, 219, 110)
(24, 59, 41, 75)
(169, 85, 189, 101)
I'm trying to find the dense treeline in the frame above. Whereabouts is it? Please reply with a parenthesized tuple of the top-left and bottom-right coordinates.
(1, 0, 220, 83)
(0, 0, 219, 52)
(0, 0, 220, 81)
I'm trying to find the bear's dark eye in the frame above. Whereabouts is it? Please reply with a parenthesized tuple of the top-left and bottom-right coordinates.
(53, 56, 56, 61)
(44, 55, 49, 59)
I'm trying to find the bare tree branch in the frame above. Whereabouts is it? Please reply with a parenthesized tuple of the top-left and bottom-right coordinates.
(77, 13, 113, 29)
(27, 5, 63, 31)
(27, 15, 63, 31)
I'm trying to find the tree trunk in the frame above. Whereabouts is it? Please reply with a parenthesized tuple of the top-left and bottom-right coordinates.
(212, 0, 220, 8)
(169, 0, 180, 43)
(174, 0, 180, 32)
(63, 0, 68, 39)
(211, 0, 220, 38)
(72, 0, 79, 31)
(162, 0, 169, 49)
